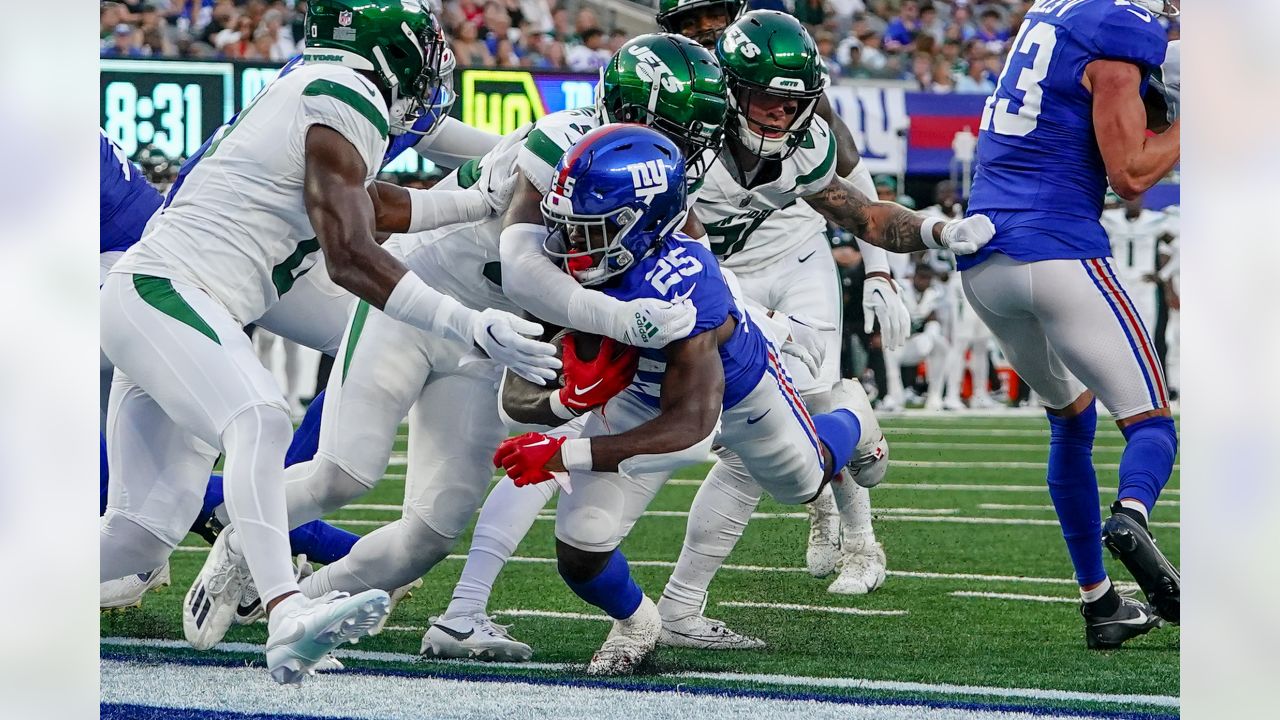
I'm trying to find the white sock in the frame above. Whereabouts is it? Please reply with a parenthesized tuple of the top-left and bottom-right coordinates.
(220, 406, 299, 604)
(1080, 576, 1112, 603)
(659, 462, 761, 621)
(444, 476, 556, 619)
(1119, 498, 1150, 522)
(830, 474, 875, 537)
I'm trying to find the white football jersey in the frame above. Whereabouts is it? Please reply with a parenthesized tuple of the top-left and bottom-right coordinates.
(696, 116, 838, 272)
(1101, 208, 1167, 285)
(902, 281, 947, 334)
(113, 63, 388, 325)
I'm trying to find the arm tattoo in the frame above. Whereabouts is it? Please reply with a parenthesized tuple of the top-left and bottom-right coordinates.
(809, 177, 930, 253)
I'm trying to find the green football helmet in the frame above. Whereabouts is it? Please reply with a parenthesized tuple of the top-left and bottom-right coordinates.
(716, 11, 827, 160)
(598, 33, 728, 182)
(655, 0, 748, 48)
(304, 0, 451, 136)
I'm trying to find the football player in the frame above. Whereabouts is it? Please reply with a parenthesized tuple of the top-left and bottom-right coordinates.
(656, 0, 909, 597)
(489, 123, 994, 675)
(100, 0, 558, 684)
(882, 262, 951, 411)
(180, 33, 721, 656)
(960, 0, 1181, 648)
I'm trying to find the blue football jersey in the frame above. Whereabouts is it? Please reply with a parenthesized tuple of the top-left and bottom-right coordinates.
(602, 236, 768, 411)
(100, 130, 163, 254)
(962, 0, 1167, 269)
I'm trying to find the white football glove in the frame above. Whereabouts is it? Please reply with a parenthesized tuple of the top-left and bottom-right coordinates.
(940, 215, 996, 255)
(472, 309, 561, 386)
(613, 297, 698, 348)
(779, 314, 837, 377)
(863, 274, 911, 351)
(473, 122, 532, 214)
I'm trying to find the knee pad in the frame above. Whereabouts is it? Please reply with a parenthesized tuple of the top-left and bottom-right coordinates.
(100, 511, 174, 580)
(555, 538, 610, 584)
(299, 456, 375, 515)
(828, 379, 884, 458)
(406, 464, 491, 540)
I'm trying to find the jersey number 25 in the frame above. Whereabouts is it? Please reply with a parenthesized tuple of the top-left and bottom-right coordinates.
(980, 20, 1058, 137)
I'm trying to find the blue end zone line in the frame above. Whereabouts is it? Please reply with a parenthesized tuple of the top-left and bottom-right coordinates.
(99, 651, 1178, 720)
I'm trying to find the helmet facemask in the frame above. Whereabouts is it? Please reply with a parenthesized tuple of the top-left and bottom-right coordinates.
(541, 193, 643, 287)
(600, 99, 724, 186)
(727, 82, 821, 160)
(386, 28, 453, 136)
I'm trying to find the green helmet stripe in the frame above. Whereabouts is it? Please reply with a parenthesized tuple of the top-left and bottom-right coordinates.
(795, 133, 835, 186)
(524, 128, 564, 170)
(303, 79, 389, 139)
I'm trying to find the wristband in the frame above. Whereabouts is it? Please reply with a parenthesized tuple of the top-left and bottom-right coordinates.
(383, 272, 475, 344)
(548, 390, 582, 421)
(560, 437, 593, 471)
(920, 216, 947, 250)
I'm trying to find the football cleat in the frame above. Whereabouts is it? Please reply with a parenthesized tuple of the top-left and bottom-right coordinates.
(265, 589, 390, 686)
(586, 595, 661, 676)
(184, 529, 251, 650)
(805, 488, 841, 577)
(658, 613, 766, 650)
(1082, 593, 1165, 650)
(827, 530, 886, 595)
(233, 554, 313, 627)
(368, 578, 423, 636)
(1103, 505, 1180, 624)
(420, 612, 534, 662)
(100, 561, 171, 610)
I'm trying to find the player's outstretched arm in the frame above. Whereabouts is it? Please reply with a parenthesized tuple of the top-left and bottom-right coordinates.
(805, 176, 995, 255)
(304, 126, 559, 384)
(1085, 59, 1180, 200)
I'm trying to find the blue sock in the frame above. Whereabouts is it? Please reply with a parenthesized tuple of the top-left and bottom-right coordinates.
(287, 520, 360, 565)
(284, 389, 325, 467)
(560, 549, 644, 620)
(1118, 416, 1178, 512)
(814, 409, 861, 470)
(1046, 401, 1106, 586)
(100, 434, 109, 515)
(191, 474, 226, 532)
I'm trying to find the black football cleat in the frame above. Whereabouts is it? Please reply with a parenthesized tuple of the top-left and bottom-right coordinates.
(1102, 504, 1180, 624)
(1082, 594, 1165, 650)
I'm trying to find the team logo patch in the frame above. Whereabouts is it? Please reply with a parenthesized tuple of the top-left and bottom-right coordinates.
(338, 10, 352, 26)
(626, 160, 668, 205)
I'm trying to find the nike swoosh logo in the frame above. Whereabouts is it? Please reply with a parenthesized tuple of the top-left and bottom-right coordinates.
(746, 409, 771, 425)
(433, 624, 475, 642)
(1124, 7, 1152, 22)
(237, 598, 261, 617)
(1095, 612, 1153, 627)
(671, 284, 698, 303)
(486, 327, 507, 348)
(572, 379, 603, 395)
(798, 251, 817, 263)
(525, 438, 551, 448)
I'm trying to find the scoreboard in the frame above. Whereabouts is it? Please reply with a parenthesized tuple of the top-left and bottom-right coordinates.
(100, 59, 597, 173)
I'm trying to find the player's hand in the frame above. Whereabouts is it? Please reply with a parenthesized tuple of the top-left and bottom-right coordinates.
(493, 432, 566, 486)
(612, 297, 697, 348)
(779, 314, 836, 378)
(559, 335, 639, 414)
(475, 165, 519, 215)
(940, 215, 996, 255)
(863, 273, 910, 351)
(473, 309, 561, 386)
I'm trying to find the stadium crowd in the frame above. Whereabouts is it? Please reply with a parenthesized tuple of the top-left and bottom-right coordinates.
(100, 1, 1180, 89)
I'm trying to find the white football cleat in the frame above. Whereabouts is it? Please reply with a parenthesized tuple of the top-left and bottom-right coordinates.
(805, 489, 841, 578)
(827, 531, 887, 596)
(923, 395, 944, 412)
(586, 595, 661, 676)
(233, 554, 313, 628)
(184, 529, 252, 650)
(100, 562, 171, 610)
(658, 613, 765, 650)
(942, 396, 966, 411)
(265, 589, 390, 686)
(368, 578, 423, 636)
(420, 612, 533, 661)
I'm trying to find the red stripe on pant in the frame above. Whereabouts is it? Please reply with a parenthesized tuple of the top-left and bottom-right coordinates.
(1087, 258, 1168, 405)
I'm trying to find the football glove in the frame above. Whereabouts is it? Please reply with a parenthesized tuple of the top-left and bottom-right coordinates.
(613, 297, 697, 348)
(472, 310, 561, 386)
(863, 274, 911, 351)
(493, 432, 566, 487)
(559, 335, 639, 415)
(940, 215, 996, 255)
(779, 314, 836, 378)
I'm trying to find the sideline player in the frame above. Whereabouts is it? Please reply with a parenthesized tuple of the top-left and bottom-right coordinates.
(1100, 192, 1168, 333)
(100, 0, 558, 684)
(960, 0, 1181, 648)
(489, 123, 994, 674)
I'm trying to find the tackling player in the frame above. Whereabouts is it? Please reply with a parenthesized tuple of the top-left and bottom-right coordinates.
(100, 0, 558, 684)
(961, 0, 1181, 648)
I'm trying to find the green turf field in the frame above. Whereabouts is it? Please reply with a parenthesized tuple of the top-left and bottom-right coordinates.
(101, 412, 1179, 719)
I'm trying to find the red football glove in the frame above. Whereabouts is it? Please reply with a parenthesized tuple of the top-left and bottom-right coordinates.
(493, 432, 566, 487)
(558, 335, 640, 414)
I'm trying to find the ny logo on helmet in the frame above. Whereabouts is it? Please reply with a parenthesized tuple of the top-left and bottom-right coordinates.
(628, 45, 682, 93)
(627, 160, 668, 205)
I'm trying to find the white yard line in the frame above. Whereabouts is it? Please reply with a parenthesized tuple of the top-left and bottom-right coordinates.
(892, 460, 1127, 470)
(979, 502, 1180, 511)
(717, 601, 907, 617)
(894, 442, 1122, 453)
(879, 482, 1180, 496)
(949, 591, 1078, 605)
(884, 427, 1124, 439)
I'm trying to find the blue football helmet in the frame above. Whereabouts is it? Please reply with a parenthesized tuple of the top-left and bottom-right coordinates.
(541, 124, 688, 286)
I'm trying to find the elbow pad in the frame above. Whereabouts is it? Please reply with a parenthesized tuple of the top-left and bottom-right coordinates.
(618, 415, 722, 477)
